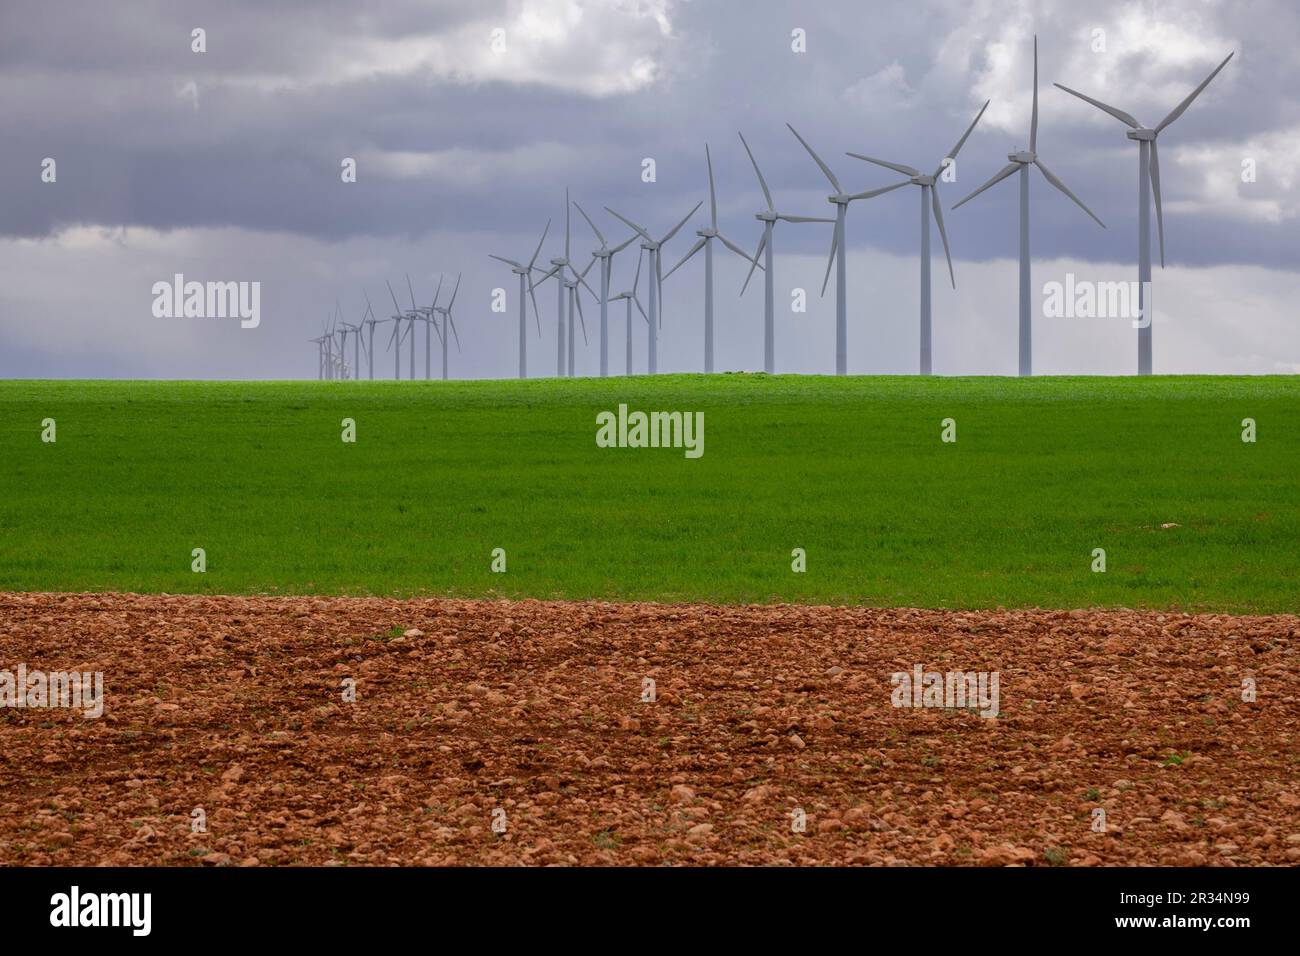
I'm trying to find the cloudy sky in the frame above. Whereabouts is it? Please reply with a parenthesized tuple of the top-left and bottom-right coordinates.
(2, 0, 1297, 378)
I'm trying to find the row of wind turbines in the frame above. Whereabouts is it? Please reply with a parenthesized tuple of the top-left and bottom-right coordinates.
(314, 36, 1233, 380)
(310, 274, 462, 381)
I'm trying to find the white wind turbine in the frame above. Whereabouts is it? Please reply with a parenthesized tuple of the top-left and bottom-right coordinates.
(408, 273, 441, 381)
(534, 188, 597, 378)
(662, 144, 763, 373)
(609, 248, 650, 375)
(572, 201, 638, 377)
(787, 123, 910, 375)
(360, 291, 382, 380)
(489, 220, 551, 379)
(383, 281, 411, 380)
(604, 202, 702, 375)
(846, 100, 990, 374)
(431, 274, 462, 380)
(951, 35, 1105, 377)
(737, 130, 834, 374)
(1054, 52, 1234, 375)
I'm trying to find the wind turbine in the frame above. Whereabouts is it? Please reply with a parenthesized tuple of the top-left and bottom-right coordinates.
(321, 317, 336, 381)
(609, 248, 649, 375)
(384, 280, 410, 380)
(737, 131, 834, 374)
(536, 188, 596, 378)
(560, 259, 594, 376)
(847, 100, 990, 374)
(604, 201, 701, 375)
(661, 144, 763, 373)
(787, 123, 909, 375)
(432, 273, 462, 380)
(1054, 52, 1234, 375)
(489, 220, 550, 379)
(360, 291, 381, 380)
(407, 273, 440, 381)
(572, 202, 638, 377)
(952, 35, 1105, 377)
(309, 335, 327, 380)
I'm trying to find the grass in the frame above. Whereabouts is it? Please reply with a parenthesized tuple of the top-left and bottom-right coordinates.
(0, 375, 1296, 612)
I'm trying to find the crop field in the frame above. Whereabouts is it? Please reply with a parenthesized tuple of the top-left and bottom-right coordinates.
(0, 375, 1296, 612)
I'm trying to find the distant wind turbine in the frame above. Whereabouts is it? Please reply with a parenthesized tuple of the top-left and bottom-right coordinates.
(1054, 51, 1234, 375)
(431, 274, 462, 380)
(604, 202, 702, 375)
(662, 144, 763, 373)
(572, 201, 638, 377)
(787, 123, 909, 375)
(489, 220, 551, 379)
(360, 291, 381, 380)
(847, 100, 990, 374)
(737, 130, 833, 373)
(952, 35, 1105, 377)
(609, 248, 649, 375)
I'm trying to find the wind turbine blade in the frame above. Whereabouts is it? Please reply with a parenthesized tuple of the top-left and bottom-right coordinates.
(387, 321, 399, 350)
(664, 237, 706, 280)
(740, 231, 766, 296)
(604, 207, 653, 242)
(820, 226, 837, 298)
(447, 273, 461, 311)
(717, 231, 759, 265)
(787, 123, 841, 193)
(489, 254, 524, 269)
(951, 162, 1019, 209)
(612, 233, 639, 254)
(777, 214, 835, 223)
(1051, 83, 1139, 128)
(844, 152, 919, 177)
(575, 267, 598, 300)
(1034, 159, 1105, 228)
(705, 143, 718, 229)
(449, 314, 461, 352)
(386, 279, 403, 317)
(931, 187, 956, 289)
(363, 289, 375, 318)
(1149, 139, 1166, 268)
(848, 180, 910, 202)
(935, 99, 991, 178)
(1156, 52, 1234, 133)
(406, 273, 417, 312)
(432, 274, 444, 311)
(575, 293, 588, 345)
(573, 200, 606, 246)
(564, 187, 570, 260)
(738, 131, 774, 212)
(632, 247, 643, 294)
(528, 219, 551, 271)
(634, 294, 649, 324)
(660, 201, 703, 245)
(533, 264, 561, 286)
(1030, 35, 1039, 152)
(528, 283, 543, 336)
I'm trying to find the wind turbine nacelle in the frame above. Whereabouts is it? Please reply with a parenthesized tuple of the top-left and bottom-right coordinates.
(755, 211, 778, 222)
(829, 193, 852, 204)
(1126, 128, 1157, 141)
(1009, 150, 1036, 164)
(696, 228, 718, 238)
(910, 174, 936, 186)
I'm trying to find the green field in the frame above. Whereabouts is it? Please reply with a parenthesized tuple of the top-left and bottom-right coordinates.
(0, 376, 1295, 612)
